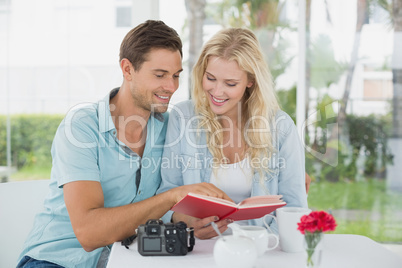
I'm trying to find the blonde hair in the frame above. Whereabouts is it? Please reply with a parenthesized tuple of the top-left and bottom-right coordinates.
(192, 28, 280, 178)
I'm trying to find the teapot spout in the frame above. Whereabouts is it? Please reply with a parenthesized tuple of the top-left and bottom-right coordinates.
(228, 223, 241, 230)
(228, 223, 243, 236)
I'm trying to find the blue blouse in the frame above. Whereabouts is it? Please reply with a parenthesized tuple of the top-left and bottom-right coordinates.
(157, 100, 308, 233)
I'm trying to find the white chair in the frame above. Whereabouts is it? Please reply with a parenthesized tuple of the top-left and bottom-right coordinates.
(0, 180, 50, 268)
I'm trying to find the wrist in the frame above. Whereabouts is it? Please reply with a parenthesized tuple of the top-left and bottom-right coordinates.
(165, 188, 180, 208)
(171, 212, 177, 223)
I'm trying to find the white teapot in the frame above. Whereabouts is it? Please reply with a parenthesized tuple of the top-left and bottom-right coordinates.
(229, 222, 279, 256)
(213, 224, 258, 268)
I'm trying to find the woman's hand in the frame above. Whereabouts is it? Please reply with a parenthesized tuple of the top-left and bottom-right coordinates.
(305, 173, 311, 193)
(172, 212, 233, 239)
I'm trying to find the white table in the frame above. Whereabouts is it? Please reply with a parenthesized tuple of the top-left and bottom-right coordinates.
(107, 234, 402, 268)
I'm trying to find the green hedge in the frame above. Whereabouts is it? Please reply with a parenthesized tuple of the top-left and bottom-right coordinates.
(0, 114, 64, 168)
(276, 88, 393, 182)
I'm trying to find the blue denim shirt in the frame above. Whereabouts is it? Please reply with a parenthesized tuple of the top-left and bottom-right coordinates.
(18, 89, 168, 268)
(157, 100, 308, 233)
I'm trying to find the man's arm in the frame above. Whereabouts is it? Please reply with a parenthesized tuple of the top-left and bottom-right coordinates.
(64, 180, 230, 252)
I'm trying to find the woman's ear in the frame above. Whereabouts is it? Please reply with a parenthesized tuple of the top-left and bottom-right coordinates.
(247, 81, 254, 88)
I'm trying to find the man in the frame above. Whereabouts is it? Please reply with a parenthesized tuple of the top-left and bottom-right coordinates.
(17, 20, 230, 268)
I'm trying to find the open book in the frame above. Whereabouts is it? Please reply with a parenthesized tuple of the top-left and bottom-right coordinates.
(171, 192, 286, 221)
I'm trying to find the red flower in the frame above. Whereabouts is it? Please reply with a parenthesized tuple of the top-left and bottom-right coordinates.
(298, 211, 336, 267)
(297, 210, 337, 235)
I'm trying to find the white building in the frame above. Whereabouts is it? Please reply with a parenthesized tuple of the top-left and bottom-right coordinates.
(0, 0, 190, 115)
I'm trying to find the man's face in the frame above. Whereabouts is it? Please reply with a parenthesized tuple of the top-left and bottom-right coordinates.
(130, 48, 183, 114)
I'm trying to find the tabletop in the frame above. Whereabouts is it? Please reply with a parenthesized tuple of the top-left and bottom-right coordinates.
(106, 234, 402, 268)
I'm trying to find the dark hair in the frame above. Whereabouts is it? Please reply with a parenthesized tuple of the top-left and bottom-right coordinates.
(119, 20, 183, 70)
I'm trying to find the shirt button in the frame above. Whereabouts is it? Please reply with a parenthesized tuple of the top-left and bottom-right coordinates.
(138, 190, 141, 195)
(112, 130, 116, 135)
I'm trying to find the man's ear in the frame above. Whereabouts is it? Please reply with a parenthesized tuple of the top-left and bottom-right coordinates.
(120, 58, 133, 81)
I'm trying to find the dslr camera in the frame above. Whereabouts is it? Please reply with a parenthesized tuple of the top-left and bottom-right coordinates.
(137, 219, 195, 256)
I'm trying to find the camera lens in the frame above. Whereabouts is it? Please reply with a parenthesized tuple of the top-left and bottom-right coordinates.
(176, 221, 187, 229)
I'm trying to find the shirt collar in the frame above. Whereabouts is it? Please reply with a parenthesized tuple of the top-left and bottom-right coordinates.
(98, 88, 165, 134)
(98, 88, 116, 133)
(151, 112, 164, 122)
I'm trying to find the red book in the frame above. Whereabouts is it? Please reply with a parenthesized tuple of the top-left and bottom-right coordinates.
(171, 192, 286, 221)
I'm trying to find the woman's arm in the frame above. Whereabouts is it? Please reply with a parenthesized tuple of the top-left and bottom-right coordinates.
(172, 212, 232, 239)
(276, 113, 308, 208)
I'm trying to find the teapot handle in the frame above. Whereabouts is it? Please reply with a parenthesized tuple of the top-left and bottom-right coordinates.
(263, 214, 280, 251)
(263, 214, 277, 233)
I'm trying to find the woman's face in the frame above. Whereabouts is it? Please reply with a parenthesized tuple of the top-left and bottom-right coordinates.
(202, 56, 253, 119)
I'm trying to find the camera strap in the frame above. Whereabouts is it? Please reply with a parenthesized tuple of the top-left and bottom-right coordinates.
(187, 227, 195, 252)
(122, 234, 137, 249)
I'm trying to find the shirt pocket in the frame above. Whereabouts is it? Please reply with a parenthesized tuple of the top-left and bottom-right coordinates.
(268, 150, 279, 172)
(266, 167, 279, 182)
(180, 154, 204, 183)
(180, 154, 202, 170)
(261, 152, 279, 183)
(143, 148, 163, 182)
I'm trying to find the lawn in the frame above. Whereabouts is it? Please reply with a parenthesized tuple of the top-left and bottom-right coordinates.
(308, 180, 402, 243)
(10, 164, 52, 181)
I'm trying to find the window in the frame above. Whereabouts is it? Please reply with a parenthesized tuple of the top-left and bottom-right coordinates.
(115, 0, 132, 28)
(116, 6, 132, 28)
(0, 0, 11, 32)
(1, 0, 401, 254)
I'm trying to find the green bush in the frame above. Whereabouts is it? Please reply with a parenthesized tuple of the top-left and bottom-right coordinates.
(346, 114, 393, 178)
(314, 114, 393, 182)
(276, 86, 296, 123)
(0, 114, 64, 168)
(276, 87, 393, 182)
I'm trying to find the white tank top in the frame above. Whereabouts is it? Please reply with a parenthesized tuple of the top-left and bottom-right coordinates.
(210, 157, 253, 227)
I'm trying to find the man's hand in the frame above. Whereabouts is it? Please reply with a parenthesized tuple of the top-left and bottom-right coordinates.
(169, 182, 233, 204)
(168, 183, 233, 239)
(172, 213, 232, 239)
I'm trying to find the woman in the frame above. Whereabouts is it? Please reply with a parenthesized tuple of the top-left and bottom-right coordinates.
(157, 28, 308, 239)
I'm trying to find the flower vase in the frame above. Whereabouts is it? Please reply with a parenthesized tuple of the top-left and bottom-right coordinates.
(303, 232, 323, 268)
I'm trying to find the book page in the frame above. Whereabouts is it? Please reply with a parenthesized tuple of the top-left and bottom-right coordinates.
(238, 195, 284, 208)
(228, 202, 286, 221)
(188, 192, 237, 207)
